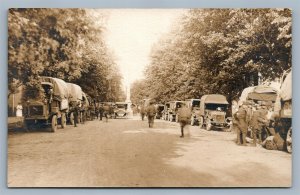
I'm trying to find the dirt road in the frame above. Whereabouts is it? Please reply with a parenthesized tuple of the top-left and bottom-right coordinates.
(7, 116, 291, 187)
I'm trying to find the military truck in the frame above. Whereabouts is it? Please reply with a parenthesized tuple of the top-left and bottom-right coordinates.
(199, 94, 229, 131)
(185, 99, 201, 126)
(67, 83, 83, 125)
(168, 101, 185, 122)
(114, 102, 129, 118)
(155, 104, 165, 119)
(273, 70, 292, 153)
(24, 77, 69, 132)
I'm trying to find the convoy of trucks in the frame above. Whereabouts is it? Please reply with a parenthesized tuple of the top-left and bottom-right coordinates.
(20, 71, 292, 154)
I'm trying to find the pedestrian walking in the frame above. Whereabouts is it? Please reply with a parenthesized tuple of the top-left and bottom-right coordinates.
(103, 103, 110, 122)
(146, 102, 156, 128)
(177, 104, 192, 138)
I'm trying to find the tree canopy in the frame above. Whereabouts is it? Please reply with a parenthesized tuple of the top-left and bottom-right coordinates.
(132, 9, 291, 104)
(8, 8, 124, 102)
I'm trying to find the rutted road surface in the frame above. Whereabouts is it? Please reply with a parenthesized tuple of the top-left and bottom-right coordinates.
(7, 116, 291, 187)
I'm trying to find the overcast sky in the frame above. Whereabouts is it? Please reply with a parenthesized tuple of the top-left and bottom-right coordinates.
(103, 9, 186, 88)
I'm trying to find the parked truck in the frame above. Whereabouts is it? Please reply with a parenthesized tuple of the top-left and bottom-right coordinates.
(199, 94, 229, 131)
(24, 76, 69, 132)
(168, 101, 185, 122)
(185, 99, 201, 126)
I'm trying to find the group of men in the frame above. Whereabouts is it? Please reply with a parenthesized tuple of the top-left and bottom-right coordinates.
(233, 101, 284, 150)
(139, 102, 192, 138)
(70, 102, 113, 127)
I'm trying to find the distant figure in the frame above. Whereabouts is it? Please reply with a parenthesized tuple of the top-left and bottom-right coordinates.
(103, 103, 110, 122)
(16, 103, 23, 117)
(146, 102, 156, 128)
(177, 104, 192, 138)
(99, 104, 104, 121)
(73, 102, 80, 127)
(140, 105, 146, 121)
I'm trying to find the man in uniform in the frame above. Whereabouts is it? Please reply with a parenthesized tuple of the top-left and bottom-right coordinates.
(99, 103, 104, 121)
(177, 103, 192, 138)
(250, 103, 269, 146)
(258, 103, 269, 141)
(103, 103, 110, 122)
(73, 102, 80, 127)
(234, 103, 248, 145)
(146, 101, 156, 128)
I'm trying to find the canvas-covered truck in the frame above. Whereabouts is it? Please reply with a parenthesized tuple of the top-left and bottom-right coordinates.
(155, 104, 165, 119)
(186, 99, 201, 126)
(168, 101, 185, 122)
(67, 83, 83, 125)
(24, 77, 69, 132)
(273, 70, 292, 153)
(199, 94, 229, 131)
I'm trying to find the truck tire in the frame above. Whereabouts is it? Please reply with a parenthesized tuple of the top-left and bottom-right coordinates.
(61, 113, 66, 128)
(70, 112, 74, 125)
(286, 128, 292, 153)
(51, 115, 58, 132)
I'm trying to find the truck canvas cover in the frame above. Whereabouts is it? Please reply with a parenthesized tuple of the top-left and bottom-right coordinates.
(41, 77, 69, 100)
(239, 85, 278, 105)
(201, 94, 229, 104)
(67, 83, 83, 102)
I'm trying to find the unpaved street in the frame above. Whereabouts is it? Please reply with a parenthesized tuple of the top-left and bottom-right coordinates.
(7, 117, 291, 187)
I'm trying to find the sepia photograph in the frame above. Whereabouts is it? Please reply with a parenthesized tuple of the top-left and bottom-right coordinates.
(7, 8, 292, 187)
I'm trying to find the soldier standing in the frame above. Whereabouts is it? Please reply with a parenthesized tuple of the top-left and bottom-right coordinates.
(177, 104, 192, 138)
(73, 102, 80, 127)
(250, 105, 260, 146)
(234, 103, 248, 145)
(95, 104, 99, 119)
(258, 104, 269, 141)
(146, 102, 156, 128)
(99, 104, 104, 121)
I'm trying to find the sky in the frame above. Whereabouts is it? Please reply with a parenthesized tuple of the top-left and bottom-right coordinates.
(103, 9, 186, 88)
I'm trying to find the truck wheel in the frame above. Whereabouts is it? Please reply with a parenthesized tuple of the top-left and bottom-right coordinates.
(51, 115, 58, 132)
(286, 128, 292, 153)
(206, 122, 212, 131)
(61, 113, 66, 128)
(70, 112, 74, 125)
(199, 117, 204, 129)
